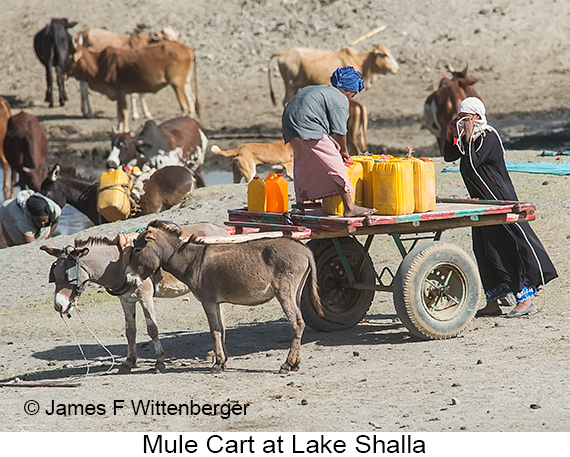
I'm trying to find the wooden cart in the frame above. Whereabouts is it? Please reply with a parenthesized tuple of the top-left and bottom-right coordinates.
(223, 198, 537, 340)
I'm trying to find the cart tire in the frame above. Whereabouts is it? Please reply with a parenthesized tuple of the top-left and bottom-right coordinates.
(393, 241, 480, 340)
(301, 238, 376, 332)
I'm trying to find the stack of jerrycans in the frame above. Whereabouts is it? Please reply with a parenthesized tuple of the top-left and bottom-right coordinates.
(247, 173, 289, 213)
(97, 168, 135, 221)
(321, 161, 364, 215)
(352, 155, 435, 215)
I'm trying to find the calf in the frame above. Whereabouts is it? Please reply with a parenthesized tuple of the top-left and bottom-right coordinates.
(33, 18, 77, 108)
(423, 65, 480, 154)
(3, 111, 49, 194)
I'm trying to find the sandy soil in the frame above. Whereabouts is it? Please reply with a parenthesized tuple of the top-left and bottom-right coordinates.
(1, 0, 569, 433)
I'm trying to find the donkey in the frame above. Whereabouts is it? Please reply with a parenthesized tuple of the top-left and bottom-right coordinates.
(40, 222, 229, 373)
(128, 220, 324, 373)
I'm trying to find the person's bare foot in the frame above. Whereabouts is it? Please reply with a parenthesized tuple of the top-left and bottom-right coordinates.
(343, 205, 377, 217)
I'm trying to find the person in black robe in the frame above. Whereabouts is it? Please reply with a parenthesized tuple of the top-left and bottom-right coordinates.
(443, 97, 557, 318)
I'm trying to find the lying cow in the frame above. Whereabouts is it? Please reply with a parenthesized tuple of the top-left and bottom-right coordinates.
(106, 116, 207, 187)
(268, 44, 399, 106)
(33, 18, 77, 109)
(65, 41, 199, 132)
(423, 65, 480, 154)
(3, 111, 49, 195)
(76, 26, 180, 119)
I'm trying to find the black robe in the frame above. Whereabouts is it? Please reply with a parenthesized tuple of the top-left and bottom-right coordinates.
(443, 129, 557, 295)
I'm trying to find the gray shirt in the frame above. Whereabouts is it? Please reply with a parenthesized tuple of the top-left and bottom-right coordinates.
(282, 85, 349, 143)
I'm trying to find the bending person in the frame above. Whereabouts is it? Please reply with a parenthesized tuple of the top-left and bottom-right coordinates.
(281, 66, 376, 217)
(443, 97, 557, 318)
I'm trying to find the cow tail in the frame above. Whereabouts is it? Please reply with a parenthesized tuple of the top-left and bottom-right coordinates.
(193, 55, 200, 118)
(268, 52, 280, 106)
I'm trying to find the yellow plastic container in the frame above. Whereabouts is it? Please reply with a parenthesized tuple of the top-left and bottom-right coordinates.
(264, 173, 289, 213)
(97, 168, 133, 221)
(372, 159, 414, 215)
(322, 161, 363, 215)
(352, 156, 375, 208)
(408, 157, 436, 213)
(247, 176, 266, 212)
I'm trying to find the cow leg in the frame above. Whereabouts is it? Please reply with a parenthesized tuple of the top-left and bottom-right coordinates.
(172, 83, 191, 118)
(119, 299, 138, 373)
(44, 65, 54, 107)
(275, 284, 305, 373)
(79, 82, 94, 118)
(200, 301, 227, 373)
(55, 65, 67, 106)
(136, 284, 166, 373)
(140, 94, 152, 120)
(117, 94, 129, 133)
(1, 157, 10, 200)
(184, 81, 197, 118)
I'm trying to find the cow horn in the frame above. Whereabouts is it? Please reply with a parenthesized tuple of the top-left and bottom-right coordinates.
(21, 166, 32, 174)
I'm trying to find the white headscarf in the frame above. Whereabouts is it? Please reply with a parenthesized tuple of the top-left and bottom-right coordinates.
(455, 97, 492, 153)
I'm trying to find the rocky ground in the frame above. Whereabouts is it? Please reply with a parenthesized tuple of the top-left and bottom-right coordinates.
(0, 0, 569, 434)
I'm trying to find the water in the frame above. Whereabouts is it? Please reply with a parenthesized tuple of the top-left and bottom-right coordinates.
(1, 168, 235, 236)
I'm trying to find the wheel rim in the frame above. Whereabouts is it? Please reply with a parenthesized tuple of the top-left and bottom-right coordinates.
(316, 244, 373, 316)
(421, 262, 468, 321)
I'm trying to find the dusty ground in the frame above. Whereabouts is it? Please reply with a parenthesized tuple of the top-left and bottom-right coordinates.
(1, 0, 569, 433)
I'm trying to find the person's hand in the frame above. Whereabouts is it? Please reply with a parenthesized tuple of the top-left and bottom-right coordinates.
(340, 150, 350, 161)
(463, 116, 475, 142)
(446, 117, 458, 142)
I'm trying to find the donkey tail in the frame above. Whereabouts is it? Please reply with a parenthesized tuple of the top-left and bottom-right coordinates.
(307, 254, 324, 317)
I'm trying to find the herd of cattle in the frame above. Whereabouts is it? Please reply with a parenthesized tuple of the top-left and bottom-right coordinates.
(0, 17, 481, 222)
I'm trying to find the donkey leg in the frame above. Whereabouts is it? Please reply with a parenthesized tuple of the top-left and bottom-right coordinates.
(276, 288, 305, 373)
(119, 299, 138, 373)
(201, 301, 227, 373)
(137, 283, 166, 373)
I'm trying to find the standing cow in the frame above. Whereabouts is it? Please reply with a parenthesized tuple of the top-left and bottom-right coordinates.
(3, 111, 49, 194)
(423, 65, 480, 154)
(268, 44, 399, 106)
(76, 26, 180, 119)
(65, 41, 199, 132)
(0, 96, 12, 200)
(33, 18, 77, 108)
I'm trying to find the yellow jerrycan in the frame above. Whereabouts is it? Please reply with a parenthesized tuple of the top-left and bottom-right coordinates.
(372, 158, 414, 215)
(247, 176, 266, 212)
(408, 157, 436, 212)
(97, 168, 133, 221)
(352, 156, 375, 208)
(264, 173, 289, 213)
(322, 161, 363, 215)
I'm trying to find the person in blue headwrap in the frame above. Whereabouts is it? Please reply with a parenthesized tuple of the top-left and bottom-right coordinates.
(282, 66, 376, 217)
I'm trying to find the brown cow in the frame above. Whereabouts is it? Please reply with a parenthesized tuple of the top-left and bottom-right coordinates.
(268, 44, 399, 106)
(423, 65, 480, 154)
(348, 99, 368, 155)
(65, 41, 199, 132)
(3, 111, 49, 195)
(0, 96, 12, 199)
(76, 26, 180, 119)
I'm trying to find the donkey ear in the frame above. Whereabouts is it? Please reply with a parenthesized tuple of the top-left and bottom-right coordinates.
(72, 247, 90, 258)
(117, 232, 132, 251)
(40, 245, 64, 257)
(49, 164, 61, 182)
(143, 230, 156, 242)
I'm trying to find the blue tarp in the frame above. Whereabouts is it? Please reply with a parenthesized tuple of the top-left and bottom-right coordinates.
(442, 161, 570, 176)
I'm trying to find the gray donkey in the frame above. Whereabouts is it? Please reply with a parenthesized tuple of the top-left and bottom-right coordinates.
(128, 220, 323, 373)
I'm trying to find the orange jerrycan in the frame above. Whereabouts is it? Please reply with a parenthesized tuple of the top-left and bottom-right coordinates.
(322, 161, 363, 215)
(264, 173, 289, 213)
(97, 168, 133, 221)
(247, 176, 266, 212)
(408, 157, 436, 212)
(372, 158, 414, 215)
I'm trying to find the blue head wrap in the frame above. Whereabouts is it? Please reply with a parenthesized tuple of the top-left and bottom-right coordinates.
(330, 66, 365, 93)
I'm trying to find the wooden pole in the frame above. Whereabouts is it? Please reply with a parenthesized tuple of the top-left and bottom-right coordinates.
(349, 25, 387, 47)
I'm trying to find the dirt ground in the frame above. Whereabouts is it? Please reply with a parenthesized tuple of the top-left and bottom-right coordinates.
(1, 0, 570, 434)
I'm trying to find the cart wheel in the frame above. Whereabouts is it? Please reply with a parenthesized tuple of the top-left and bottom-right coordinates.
(393, 241, 480, 340)
(301, 237, 376, 332)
